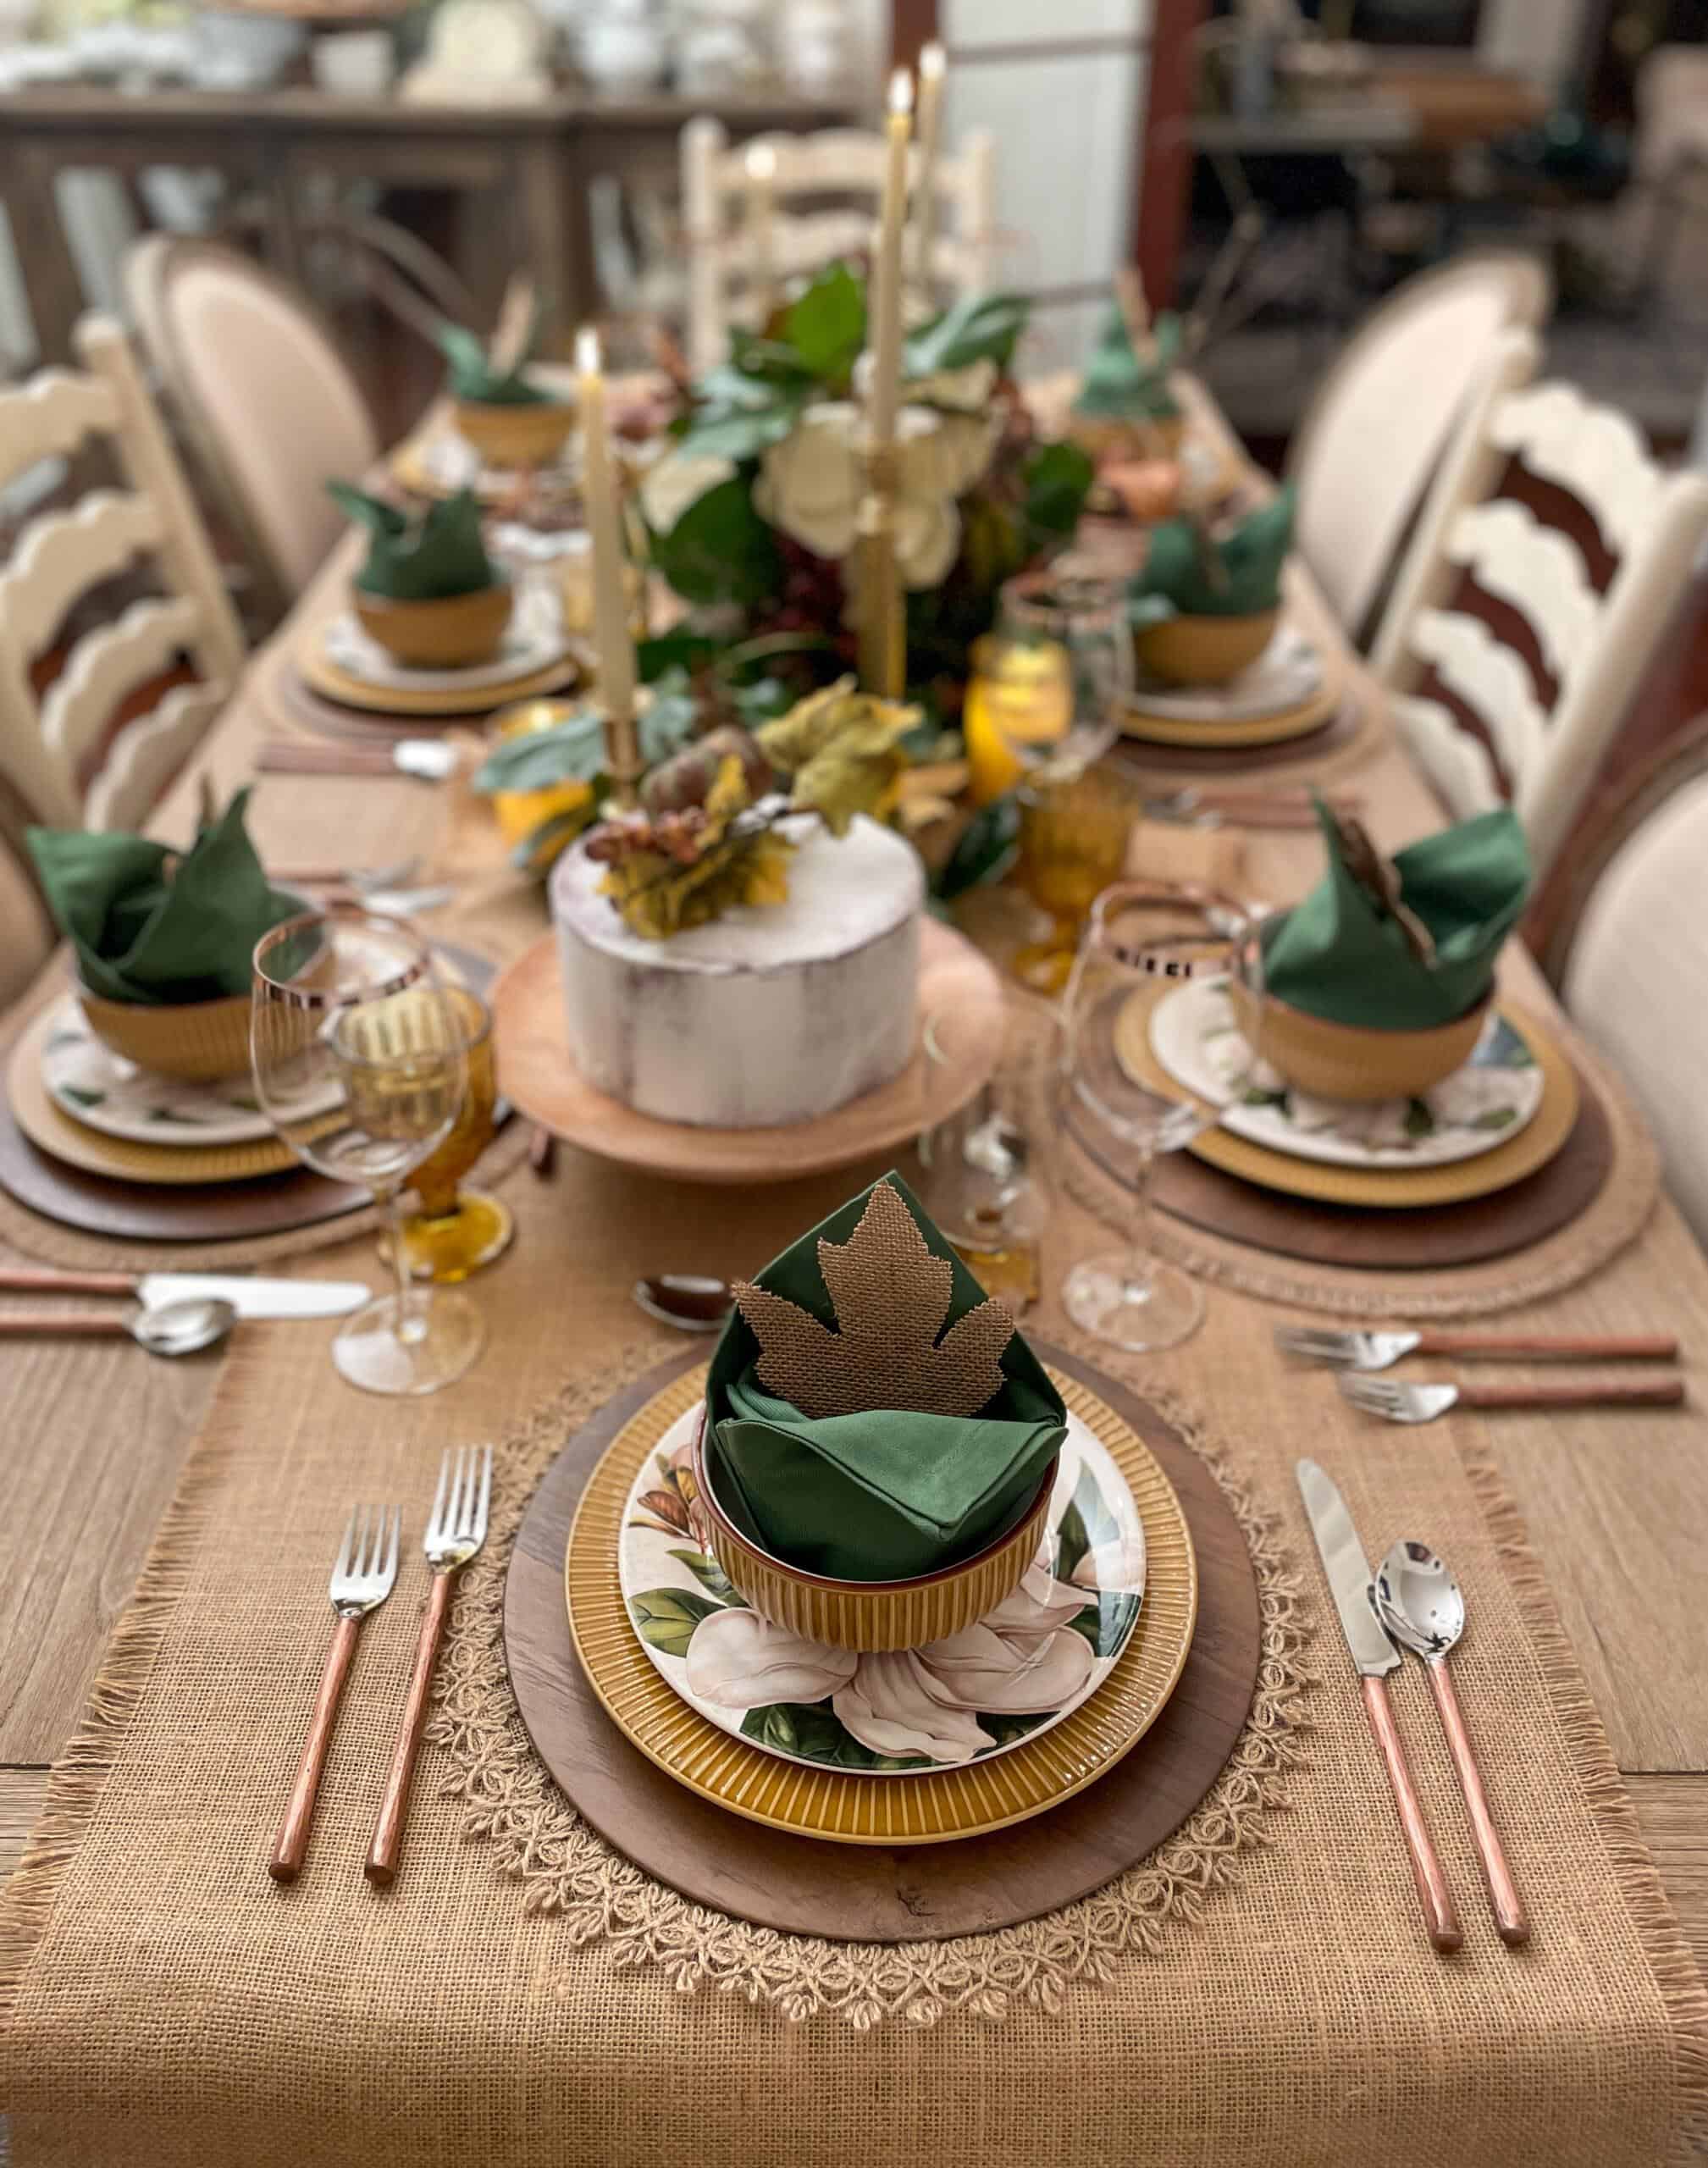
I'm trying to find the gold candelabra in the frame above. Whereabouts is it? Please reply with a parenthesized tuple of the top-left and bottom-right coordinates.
(855, 441, 905, 701)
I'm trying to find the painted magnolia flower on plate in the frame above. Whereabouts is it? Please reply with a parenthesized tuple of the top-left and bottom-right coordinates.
(622, 1424, 1145, 1773)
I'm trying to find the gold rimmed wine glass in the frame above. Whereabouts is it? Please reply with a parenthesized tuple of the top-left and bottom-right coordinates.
(390, 984, 513, 1284)
(251, 906, 485, 1396)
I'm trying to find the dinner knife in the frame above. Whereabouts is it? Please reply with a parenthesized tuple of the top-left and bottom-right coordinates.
(1296, 1457, 1463, 1954)
(0, 1268, 369, 1319)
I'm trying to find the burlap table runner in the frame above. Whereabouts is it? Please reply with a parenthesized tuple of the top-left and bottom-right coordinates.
(3, 1153, 1705, 2165)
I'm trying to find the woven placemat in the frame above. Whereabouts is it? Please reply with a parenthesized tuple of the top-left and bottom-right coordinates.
(1111, 689, 1390, 793)
(1060, 1027, 1661, 1319)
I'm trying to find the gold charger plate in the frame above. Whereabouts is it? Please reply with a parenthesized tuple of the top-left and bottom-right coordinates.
(8, 1003, 296, 1186)
(1119, 676, 1341, 749)
(296, 639, 580, 721)
(1114, 988, 1579, 1208)
(492, 917, 1005, 1186)
(566, 1366, 1198, 1844)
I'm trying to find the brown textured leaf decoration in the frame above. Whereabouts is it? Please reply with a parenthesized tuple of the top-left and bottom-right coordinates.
(732, 1181, 1013, 1419)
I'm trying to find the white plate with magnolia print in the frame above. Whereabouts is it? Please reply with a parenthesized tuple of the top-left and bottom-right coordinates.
(319, 582, 567, 694)
(1143, 977, 1545, 1170)
(36, 995, 325, 1145)
(620, 1404, 1146, 1774)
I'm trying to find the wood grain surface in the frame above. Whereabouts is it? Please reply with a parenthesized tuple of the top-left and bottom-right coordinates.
(502, 1345, 1260, 1941)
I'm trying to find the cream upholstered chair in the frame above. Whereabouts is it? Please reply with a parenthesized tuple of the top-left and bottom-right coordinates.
(1368, 342, 1708, 881)
(1285, 251, 1551, 648)
(0, 312, 245, 838)
(124, 236, 380, 621)
(1550, 721, 1708, 1251)
(682, 118, 997, 373)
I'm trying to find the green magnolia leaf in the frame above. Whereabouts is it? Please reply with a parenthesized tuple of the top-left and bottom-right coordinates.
(666, 1549, 748, 1605)
(649, 475, 782, 608)
(638, 667, 704, 761)
(508, 800, 600, 875)
(1022, 440, 1095, 543)
(638, 629, 721, 682)
(724, 334, 819, 387)
(978, 1712, 1050, 1747)
(473, 711, 607, 794)
(58, 1085, 104, 1108)
(731, 675, 794, 724)
(675, 402, 802, 462)
(1068, 1590, 1140, 1658)
(1472, 1105, 1519, 1131)
(931, 794, 1020, 901)
(1054, 1465, 1119, 1585)
(738, 1700, 928, 1770)
(627, 1586, 722, 1659)
(905, 291, 1031, 376)
(1404, 1098, 1435, 1137)
(783, 261, 866, 380)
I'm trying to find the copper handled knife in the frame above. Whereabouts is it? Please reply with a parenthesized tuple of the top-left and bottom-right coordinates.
(1296, 1457, 1463, 1954)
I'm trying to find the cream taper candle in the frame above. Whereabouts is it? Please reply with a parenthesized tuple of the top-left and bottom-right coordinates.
(744, 139, 778, 328)
(867, 66, 914, 451)
(575, 326, 639, 799)
(910, 42, 945, 295)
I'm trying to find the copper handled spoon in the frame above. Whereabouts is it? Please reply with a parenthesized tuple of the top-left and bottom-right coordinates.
(633, 1275, 732, 1332)
(1374, 1540, 1529, 1947)
(0, 1296, 237, 1357)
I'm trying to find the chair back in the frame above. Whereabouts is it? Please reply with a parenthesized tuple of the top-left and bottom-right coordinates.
(0, 312, 245, 836)
(1286, 250, 1551, 644)
(124, 236, 379, 615)
(1554, 716, 1708, 1251)
(682, 118, 997, 373)
(1371, 347, 1708, 878)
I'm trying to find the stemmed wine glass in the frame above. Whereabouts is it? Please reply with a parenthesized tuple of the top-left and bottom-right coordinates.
(1060, 882, 1261, 1352)
(251, 905, 485, 1396)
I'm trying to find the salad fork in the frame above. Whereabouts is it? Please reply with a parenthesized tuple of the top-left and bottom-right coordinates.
(269, 1502, 401, 1883)
(1279, 1325, 1678, 1370)
(1337, 1374, 1686, 1423)
(365, 1444, 492, 1888)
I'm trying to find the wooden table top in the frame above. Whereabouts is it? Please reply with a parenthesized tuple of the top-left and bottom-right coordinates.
(3, 387, 1705, 2013)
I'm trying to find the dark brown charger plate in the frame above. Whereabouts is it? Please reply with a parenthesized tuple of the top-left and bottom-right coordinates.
(1070, 1059, 1613, 1271)
(0, 948, 497, 1246)
(1111, 694, 1363, 777)
(502, 1343, 1261, 1943)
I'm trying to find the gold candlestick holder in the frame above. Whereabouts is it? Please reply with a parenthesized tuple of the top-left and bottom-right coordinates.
(855, 441, 905, 702)
(602, 702, 643, 810)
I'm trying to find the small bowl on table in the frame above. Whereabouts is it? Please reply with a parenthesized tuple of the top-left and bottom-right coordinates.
(75, 982, 254, 1083)
(353, 580, 512, 669)
(1132, 606, 1279, 688)
(686, 1406, 1058, 1654)
(1230, 977, 1494, 1103)
(454, 397, 575, 472)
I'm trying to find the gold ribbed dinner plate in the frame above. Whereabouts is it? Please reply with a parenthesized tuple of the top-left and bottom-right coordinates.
(296, 642, 581, 719)
(565, 1366, 1197, 1844)
(1119, 676, 1341, 749)
(8, 1002, 296, 1185)
(1114, 991, 1579, 1208)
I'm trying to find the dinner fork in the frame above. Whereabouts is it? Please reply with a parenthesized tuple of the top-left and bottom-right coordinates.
(268, 1502, 401, 1884)
(1278, 1325, 1678, 1370)
(1337, 1374, 1686, 1423)
(365, 1444, 492, 1888)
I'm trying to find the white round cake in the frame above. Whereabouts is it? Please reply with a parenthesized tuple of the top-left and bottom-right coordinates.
(550, 812, 925, 1128)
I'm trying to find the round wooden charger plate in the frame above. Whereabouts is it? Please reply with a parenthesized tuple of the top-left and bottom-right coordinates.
(505, 1345, 1258, 1936)
(1119, 672, 1340, 750)
(1110, 694, 1368, 781)
(296, 639, 581, 720)
(566, 1364, 1195, 1847)
(492, 917, 1003, 1186)
(7, 1007, 296, 1184)
(1115, 991, 1578, 1208)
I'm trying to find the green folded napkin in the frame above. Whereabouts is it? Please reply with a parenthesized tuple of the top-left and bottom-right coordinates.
(1262, 798, 1533, 1030)
(705, 1172, 1067, 1583)
(27, 787, 299, 1006)
(1129, 484, 1296, 626)
(1073, 305, 1182, 423)
(329, 484, 498, 602)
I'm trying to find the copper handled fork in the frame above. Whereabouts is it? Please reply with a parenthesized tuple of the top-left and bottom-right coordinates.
(269, 1503, 401, 1883)
(365, 1444, 492, 1889)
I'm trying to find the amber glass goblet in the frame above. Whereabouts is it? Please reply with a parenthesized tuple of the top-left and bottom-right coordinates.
(392, 986, 514, 1284)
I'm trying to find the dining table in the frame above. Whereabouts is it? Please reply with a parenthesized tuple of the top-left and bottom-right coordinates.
(2, 380, 1706, 2165)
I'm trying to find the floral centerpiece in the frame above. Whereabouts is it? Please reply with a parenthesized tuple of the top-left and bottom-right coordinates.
(635, 265, 1094, 703)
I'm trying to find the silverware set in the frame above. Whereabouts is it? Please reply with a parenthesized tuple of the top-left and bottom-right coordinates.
(1143, 785, 1363, 832)
(0, 1268, 373, 1358)
(268, 1444, 491, 1888)
(1297, 1458, 1525, 1953)
(1279, 1323, 1686, 1423)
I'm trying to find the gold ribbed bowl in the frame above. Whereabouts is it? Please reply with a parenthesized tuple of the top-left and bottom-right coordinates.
(686, 1406, 1056, 1654)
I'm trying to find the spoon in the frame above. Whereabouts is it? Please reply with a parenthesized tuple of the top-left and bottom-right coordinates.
(1373, 1540, 1529, 1947)
(633, 1275, 732, 1333)
(0, 1296, 238, 1358)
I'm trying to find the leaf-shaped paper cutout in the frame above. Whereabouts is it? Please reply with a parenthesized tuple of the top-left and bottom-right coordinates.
(732, 1180, 1012, 1419)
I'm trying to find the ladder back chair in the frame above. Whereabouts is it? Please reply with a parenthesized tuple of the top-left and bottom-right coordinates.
(682, 118, 997, 373)
(1285, 249, 1551, 648)
(1369, 341, 1708, 880)
(0, 312, 246, 837)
